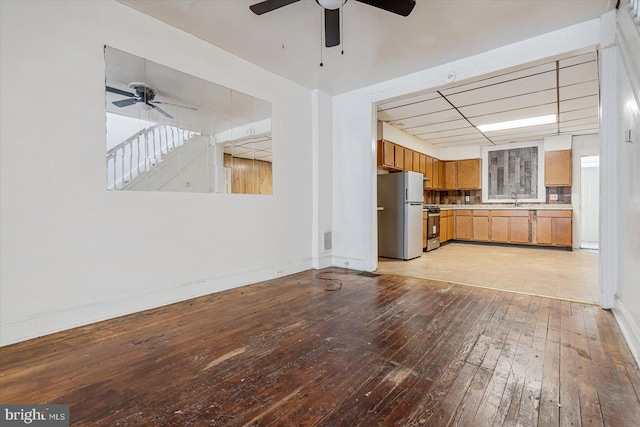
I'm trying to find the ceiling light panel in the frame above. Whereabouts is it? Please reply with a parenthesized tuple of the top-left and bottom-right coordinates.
(377, 97, 451, 122)
(458, 89, 557, 118)
(477, 114, 556, 132)
(479, 122, 558, 138)
(471, 105, 557, 128)
(444, 71, 557, 107)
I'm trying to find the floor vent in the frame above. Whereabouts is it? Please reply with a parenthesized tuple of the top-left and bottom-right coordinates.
(323, 231, 332, 252)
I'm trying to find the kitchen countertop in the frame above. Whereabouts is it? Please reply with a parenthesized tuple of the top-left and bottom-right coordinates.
(431, 204, 573, 210)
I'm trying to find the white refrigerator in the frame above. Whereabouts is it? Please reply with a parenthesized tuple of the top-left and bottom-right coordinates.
(377, 171, 424, 260)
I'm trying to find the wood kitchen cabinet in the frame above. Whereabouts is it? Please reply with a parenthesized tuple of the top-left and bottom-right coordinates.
(490, 214, 510, 243)
(440, 210, 454, 243)
(454, 210, 472, 240)
(456, 159, 482, 190)
(536, 210, 572, 247)
(432, 159, 441, 189)
(403, 148, 412, 171)
(472, 210, 490, 241)
(443, 161, 457, 190)
(423, 211, 428, 249)
(489, 210, 530, 244)
(545, 150, 572, 186)
(424, 156, 433, 189)
(378, 140, 398, 169)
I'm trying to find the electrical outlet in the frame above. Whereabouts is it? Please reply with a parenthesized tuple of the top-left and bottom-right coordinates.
(465, 195, 470, 202)
(344, 261, 349, 268)
(276, 269, 284, 276)
(550, 194, 558, 201)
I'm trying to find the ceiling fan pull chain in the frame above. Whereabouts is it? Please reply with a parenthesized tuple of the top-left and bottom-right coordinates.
(341, 2, 344, 55)
(319, 5, 324, 67)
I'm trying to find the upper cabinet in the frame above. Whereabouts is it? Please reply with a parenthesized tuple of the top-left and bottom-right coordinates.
(424, 156, 433, 189)
(545, 150, 572, 187)
(456, 159, 482, 190)
(443, 161, 457, 190)
(377, 140, 406, 170)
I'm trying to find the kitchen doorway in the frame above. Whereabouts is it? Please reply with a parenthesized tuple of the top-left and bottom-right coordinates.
(580, 155, 600, 249)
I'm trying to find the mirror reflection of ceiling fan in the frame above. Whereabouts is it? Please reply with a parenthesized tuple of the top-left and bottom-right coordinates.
(250, 0, 416, 47)
(106, 82, 197, 120)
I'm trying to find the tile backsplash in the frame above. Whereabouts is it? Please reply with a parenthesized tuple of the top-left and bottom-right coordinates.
(425, 187, 572, 205)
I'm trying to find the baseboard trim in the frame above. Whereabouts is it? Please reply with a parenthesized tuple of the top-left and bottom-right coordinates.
(612, 298, 640, 368)
(0, 258, 312, 346)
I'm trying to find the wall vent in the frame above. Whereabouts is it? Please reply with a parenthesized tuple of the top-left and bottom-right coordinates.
(323, 231, 332, 252)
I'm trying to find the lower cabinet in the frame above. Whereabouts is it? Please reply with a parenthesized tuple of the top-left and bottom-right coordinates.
(536, 210, 572, 247)
(440, 210, 454, 243)
(472, 211, 490, 241)
(454, 210, 472, 240)
(423, 211, 427, 249)
(442, 208, 572, 248)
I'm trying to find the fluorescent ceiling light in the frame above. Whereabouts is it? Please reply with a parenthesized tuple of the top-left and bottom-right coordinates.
(477, 114, 557, 132)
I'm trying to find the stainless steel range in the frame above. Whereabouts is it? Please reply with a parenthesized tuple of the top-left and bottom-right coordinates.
(425, 206, 441, 251)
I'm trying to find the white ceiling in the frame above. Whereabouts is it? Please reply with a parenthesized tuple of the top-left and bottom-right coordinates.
(119, 0, 614, 95)
(378, 51, 600, 147)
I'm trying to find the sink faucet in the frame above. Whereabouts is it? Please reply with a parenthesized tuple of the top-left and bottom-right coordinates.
(510, 192, 519, 207)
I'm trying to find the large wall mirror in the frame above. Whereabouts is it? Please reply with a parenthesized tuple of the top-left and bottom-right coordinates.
(105, 46, 272, 194)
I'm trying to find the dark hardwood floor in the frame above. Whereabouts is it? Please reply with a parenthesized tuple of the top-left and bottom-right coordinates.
(1, 270, 639, 426)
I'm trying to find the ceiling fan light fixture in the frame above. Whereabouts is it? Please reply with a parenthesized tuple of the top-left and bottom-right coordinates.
(317, 0, 346, 10)
(477, 114, 557, 133)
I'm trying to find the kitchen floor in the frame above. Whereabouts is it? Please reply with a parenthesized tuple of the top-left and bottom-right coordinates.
(377, 242, 599, 304)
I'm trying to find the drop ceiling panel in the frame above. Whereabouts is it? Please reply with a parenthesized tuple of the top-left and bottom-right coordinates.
(559, 80, 598, 100)
(560, 95, 599, 112)
(440, 62, 556, 96)
(377, 97, 451, 122)
(406, 119, 470, 135)
(559, 62, 598, 86)
(377, 52, 600, 149)
(446, 72, 556, 107)
(393, 108, 463, 129)
(378, 92, 441, 111)
(460, 89, 556, 118)
(559, 52, 597, 68)
(416, 126, 479, 140)
(426, 132, 487, 145)
(559, 108, 598, 122)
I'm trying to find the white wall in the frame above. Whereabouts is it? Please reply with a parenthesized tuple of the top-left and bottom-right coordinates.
(378, 122, 440, 158)
(312, 89, 333, 269)
(0, 1, 314, 345)
(610, 5, 640, 364)
(332, 18, 601, 272)
(571, 134, 600, 248)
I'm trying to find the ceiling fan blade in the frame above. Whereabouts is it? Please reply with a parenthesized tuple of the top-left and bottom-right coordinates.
(150, 101, 197, 111)
(325, 8, 340, 48)
(356, 0, 416, 17)
(112, 98, 139, 108)
(149, 103, 174, 119)
(250, 0, 300, 15)
(106, 86, 136, 98)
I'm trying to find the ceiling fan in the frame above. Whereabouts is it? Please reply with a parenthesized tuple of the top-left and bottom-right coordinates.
(106, 83, 197, 119)
(250, 0, 416, 47)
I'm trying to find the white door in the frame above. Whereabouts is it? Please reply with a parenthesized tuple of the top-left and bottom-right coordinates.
(581, 156, 599, 249)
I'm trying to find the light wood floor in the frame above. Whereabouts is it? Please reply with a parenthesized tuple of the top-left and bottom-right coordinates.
(378, 242, 599, 304)
(1, 270, 638, 426)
